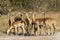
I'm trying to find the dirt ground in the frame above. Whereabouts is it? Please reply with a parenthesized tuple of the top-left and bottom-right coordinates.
(0, 11, 60, 40)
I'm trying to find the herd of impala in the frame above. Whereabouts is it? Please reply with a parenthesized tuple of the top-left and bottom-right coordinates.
(7, 13, 56, 36)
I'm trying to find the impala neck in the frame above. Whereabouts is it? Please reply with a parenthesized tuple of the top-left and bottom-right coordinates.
(32, 13, 35, 21)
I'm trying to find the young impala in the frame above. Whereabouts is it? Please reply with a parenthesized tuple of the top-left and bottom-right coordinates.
(7, 20, 26, 35)
(7, 15, 26, 35)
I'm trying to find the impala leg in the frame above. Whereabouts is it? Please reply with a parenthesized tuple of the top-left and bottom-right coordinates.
(15, 27, 18, 35)
(35, 30, 38, 36)
(7, 26, 13, 35)
(53, 27, 56, 35)
(44, 25, 49, 35)
(34, 27, 38, 36)
(50, 25, 55, 35)
(44, 28, 48, 35)
(22, 28, 24, 36)
(32, 24, 35, 35)
(27, 24, 32, 35)
(48, 24, 53, 35)
(22, 23, 26, 36)
(50, 27, 53, 35)
(46, 25, 51, 35)
(34, 24, 37, 36)
(34, 25, 37, 36)
(52, 24, 56, 35)
(35, 24, 40, 36)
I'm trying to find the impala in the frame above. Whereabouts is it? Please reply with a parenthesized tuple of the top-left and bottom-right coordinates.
(7, 15, 26, 35)
(34, 18, 56, 35)
(25, 13, 36, 35)
(7, 20, 26, 35)
(25, 13, 56, 35)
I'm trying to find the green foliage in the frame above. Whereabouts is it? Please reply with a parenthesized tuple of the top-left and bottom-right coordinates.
(0, 0, 60, 15)
(0, 0, 9, 15)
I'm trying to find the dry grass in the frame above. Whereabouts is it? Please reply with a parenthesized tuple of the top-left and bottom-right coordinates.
(0, 11, 60, 40)
(0, 11, 60, 36)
